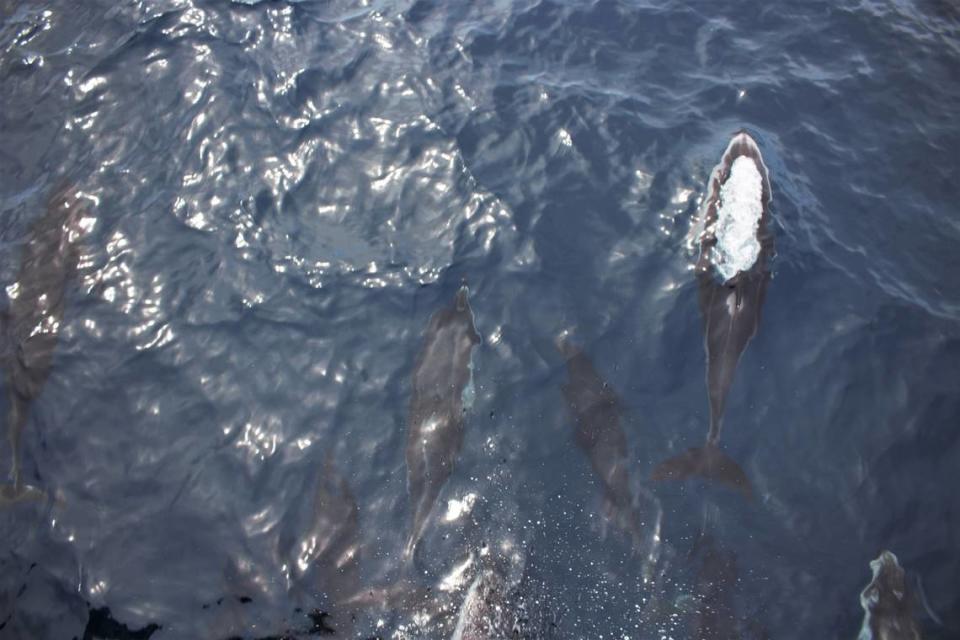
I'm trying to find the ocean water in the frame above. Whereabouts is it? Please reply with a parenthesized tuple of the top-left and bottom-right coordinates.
(1, 1, 959, 638)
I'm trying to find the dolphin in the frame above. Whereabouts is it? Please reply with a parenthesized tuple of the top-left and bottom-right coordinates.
(652, 131, 773, 497)
(450, 568, 511, 640)
(449, 547, 561, 640)
(404, 284, 481, 561)
(689, 534, 740, 640)
(1, 184, 88, 504)
(557, 336, 655, 555)
(284, 453, 428, 637)
(290, 454, 362, 618)
(858, 551, 922, 640)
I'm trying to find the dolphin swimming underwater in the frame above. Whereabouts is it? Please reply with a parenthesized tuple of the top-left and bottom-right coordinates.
(450, 567, 511, 640)
(858, 551, 922, 640)
(557, 336, 659, 558)
(289, 454, 362, 620)
(404, 284, 481, 561)
(689, 533, 740, 640)
(449, 545, 563, 640)
(285, 453, 430, 637)
(1, 184, 88, 504)
(652, 131, 773, 497)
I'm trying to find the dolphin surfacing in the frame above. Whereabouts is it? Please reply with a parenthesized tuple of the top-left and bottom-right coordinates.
(2, 184, 88, 504)
(652, 131, 773, 497)
(858, 551, 922, 640)
(404, 284, 481, 560)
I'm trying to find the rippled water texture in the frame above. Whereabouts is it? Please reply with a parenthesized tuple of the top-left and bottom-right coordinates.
(2, 1, 959, 638)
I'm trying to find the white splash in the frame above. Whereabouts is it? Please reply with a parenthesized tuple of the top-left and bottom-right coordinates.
(444, 493, 478, 522)
(709, 155, 763, 281)
(438, 553, 474, 592)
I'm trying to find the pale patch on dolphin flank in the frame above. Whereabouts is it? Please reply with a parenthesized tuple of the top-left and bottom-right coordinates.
(709, 155, 764, 281)
(460, 303, 479, 410)
(461, 353, 476, 409)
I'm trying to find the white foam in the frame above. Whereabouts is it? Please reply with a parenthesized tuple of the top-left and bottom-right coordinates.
(709, 155, 764, 281)
(444, 492, 478, 522)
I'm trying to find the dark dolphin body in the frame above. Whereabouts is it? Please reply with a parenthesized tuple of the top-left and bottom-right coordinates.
(290, 453, 362, 632)
(404, 284, 480, 560)
(279, 455, 426, 638)
(858, 551, 922, 640)
(2, 184, 87, 504)
(557, 337, 651, 553)
(652, 131, 773, 497)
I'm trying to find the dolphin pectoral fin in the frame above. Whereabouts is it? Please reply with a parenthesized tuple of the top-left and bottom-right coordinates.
(651, 444, 752, 498)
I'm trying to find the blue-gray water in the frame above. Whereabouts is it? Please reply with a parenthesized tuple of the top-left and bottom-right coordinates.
(2, 1, 959, 638)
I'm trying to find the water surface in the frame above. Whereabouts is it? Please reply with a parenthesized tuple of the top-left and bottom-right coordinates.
(1, 1, 958, 638)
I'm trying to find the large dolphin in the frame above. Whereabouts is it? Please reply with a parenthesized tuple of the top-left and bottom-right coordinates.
(557, 336, 660, 561)
(652, 131, 773, 497)
(858, 551, 922, 640)
(1, 184, 88, 504)
(404, 284, 481, 560)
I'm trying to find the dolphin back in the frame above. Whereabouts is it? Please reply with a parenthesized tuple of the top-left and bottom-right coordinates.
(653, 131, 771, 498)
(404, 285, 481, 560)
(2, 184, 87, 505)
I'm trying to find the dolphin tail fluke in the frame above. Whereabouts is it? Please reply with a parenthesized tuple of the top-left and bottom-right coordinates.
(651, 443, 752, 498)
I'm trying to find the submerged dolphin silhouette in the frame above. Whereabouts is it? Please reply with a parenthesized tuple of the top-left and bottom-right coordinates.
(652, 131, 773, 497)
(689, 533, 740, 640)
(2, 184, 88, 504)
(290, 453, 362, 616)
(404, 284, 481, 560)
(557, 336, 654, 554)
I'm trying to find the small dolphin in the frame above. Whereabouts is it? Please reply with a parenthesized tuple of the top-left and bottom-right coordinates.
(557, 336, 652, 554)
(2, 184, 88, 504)
(291, 454, 361, 610)
(652, 131, 773, 497)
(287, 454, 429, 636)
(858, 551, 922, 640)
(689, 534, 740, 640)
(404, 284, 481, 560)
